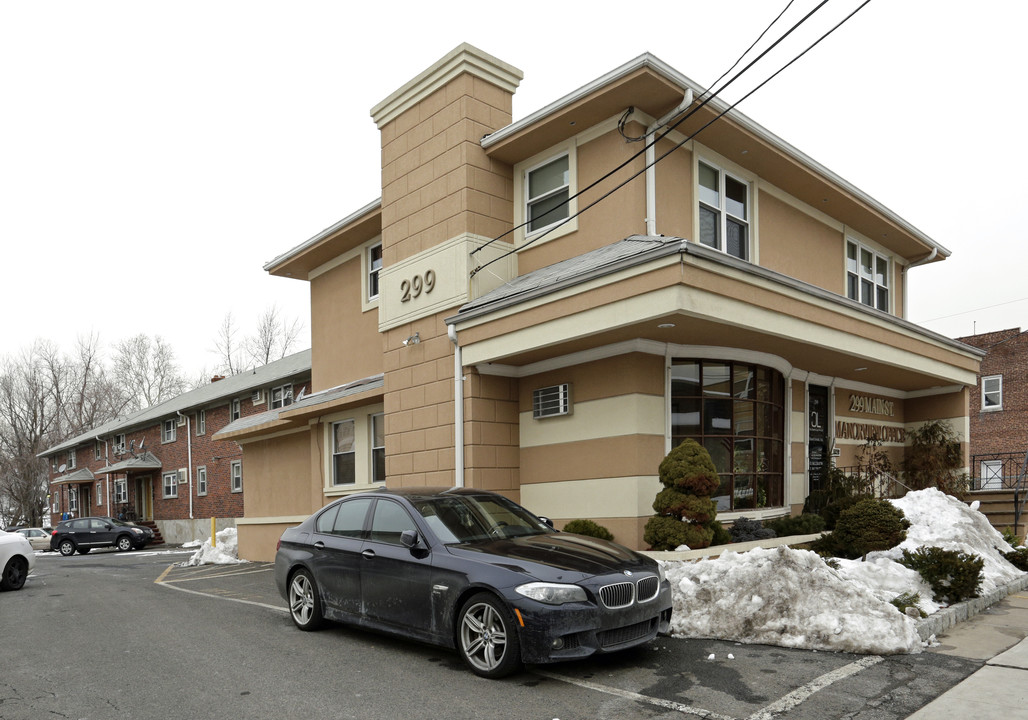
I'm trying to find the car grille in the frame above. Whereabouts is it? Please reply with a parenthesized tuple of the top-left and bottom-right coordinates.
(598, 575, 661, 609)
(598, 618, 656, 648)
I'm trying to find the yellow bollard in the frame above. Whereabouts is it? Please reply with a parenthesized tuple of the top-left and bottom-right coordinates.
(211, 517, 216, 549)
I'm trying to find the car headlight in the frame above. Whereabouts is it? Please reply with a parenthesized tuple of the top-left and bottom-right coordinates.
(130, 528, 143, 535)
(515, 582, 587, 605)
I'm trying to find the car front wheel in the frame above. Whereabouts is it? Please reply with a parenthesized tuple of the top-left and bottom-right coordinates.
(1, 556, 29, 591)
(58, 540, 76, 556)
(288, 569, 324, 631)
(116, 535, 133, 551)
(457, 592, 522, 678)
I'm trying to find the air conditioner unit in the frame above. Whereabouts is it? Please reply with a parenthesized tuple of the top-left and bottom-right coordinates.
(178, 468, 188, 484)
(532, 383, 572, 419)
(177, 416, 187, 427)
(252, 390, 264, 404)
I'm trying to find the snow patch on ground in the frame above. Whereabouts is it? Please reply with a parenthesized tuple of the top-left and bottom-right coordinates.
(662, 488, 1025, 655)
(180, 527, 245, 566)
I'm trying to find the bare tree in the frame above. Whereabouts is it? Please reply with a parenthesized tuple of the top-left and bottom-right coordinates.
(112, 334, 188, 410)
(212, 312, 247, 376)
(245, 304, 303, 367)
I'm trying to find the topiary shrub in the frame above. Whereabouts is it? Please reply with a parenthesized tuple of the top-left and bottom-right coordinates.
(729, 517, 776, 543)
(1003, 547, 1028, 571)
(764, 513, 826, 537)
(643, 439, 722, 550)
(562, 518, 614, 541)
(829, 498, 910, 560)
(900, 547, 984, 604)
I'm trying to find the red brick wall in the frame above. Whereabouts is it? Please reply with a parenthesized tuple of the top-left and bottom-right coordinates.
(957, 329, 1028, 457)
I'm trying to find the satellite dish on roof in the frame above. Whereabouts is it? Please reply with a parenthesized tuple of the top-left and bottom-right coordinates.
(58, 464, 67, 473)
(138, 438, 145, 450)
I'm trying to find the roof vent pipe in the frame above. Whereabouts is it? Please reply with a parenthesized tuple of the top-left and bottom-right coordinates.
(646, 90, 693, 236)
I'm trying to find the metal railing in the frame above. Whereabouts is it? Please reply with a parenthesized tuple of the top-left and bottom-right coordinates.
(832, 465, 913, 499)
(969, 452, 1028, 491)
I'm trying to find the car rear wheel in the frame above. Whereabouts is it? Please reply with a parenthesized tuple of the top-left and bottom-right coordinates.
(288, 569, 324, 631)
(58, 540, 76, 556)
(116, 535, 133, 551)
(457, 592, 522, 678)
(1, 556, 29, 591)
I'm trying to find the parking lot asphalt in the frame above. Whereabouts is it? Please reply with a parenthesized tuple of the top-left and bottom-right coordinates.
(149, 554, 1028, 719)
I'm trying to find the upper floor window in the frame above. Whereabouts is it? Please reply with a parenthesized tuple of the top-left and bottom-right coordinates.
(230, 398, 241, 422)
(95, 440, 103, 461)
(846, 240, 889, 312)
(368, 243, 383, 301)
(67, 450, 76, 470)
(114, 433, 126, 454)
(271, 384, 294, 410)
(982, 375, 1002, 411)
(162, 418, 176, 443)
(230, 460, 243, 493)
(526, 154, 570, 234)
(196, 409, 206, 435)
(698, 160, 749, 260)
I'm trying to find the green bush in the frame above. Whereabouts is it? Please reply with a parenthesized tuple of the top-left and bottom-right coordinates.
(1003, 547, 1028, 571)
(903, 420, 969, 498)
(644, 440, 722, 550)
(562, 518, 614, 541)
(900, 547, 984, 604)
(890, 591, 927, 618)
(729, 517, 776, 543)
(764, 513, 826, 537)
(831, 498, 909, 560)
(711, 522, 733, 547)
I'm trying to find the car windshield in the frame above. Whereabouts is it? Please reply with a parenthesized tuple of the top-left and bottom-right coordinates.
(412, 494, 553, 544)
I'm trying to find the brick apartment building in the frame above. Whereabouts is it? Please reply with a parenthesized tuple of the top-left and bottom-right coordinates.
(957, 328, 1028, 490)
(41, 350, 311, 544)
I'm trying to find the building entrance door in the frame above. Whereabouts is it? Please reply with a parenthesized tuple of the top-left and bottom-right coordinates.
(808, 385, 830, 493)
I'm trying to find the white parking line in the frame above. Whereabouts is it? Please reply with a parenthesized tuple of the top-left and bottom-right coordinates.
(746, 655, 884, 720)
(531, 669, 740, 720)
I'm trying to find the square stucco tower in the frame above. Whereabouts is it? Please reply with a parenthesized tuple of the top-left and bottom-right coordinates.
(371, 44, 524, 494)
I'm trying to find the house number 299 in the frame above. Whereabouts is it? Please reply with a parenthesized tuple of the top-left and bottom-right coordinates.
(400, 269, 436, 302)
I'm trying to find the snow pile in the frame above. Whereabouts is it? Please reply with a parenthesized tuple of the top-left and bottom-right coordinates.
(662, 489, 1025, 655)
(874, 488, 1021, 595)
(180, 527, 246, 566)
(665, 546, 923, 654)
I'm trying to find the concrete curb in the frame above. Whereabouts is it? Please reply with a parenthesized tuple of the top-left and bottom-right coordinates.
(915, 573, 1028, 641)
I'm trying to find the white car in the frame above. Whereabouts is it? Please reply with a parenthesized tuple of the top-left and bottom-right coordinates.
(1, 530, 35, 591)
(11, 527, 52, 551)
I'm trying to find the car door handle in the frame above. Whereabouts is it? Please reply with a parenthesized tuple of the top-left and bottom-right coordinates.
(361, 549, 376, 559)
(313, 541, 325, 549)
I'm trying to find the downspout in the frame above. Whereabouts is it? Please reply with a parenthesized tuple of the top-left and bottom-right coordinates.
(96, 436, 109, 516)
(177, 411, 194, 519)
(448, 324, 464, 488)
(646, 90, 693, 236)
(902, 247, 937, 318)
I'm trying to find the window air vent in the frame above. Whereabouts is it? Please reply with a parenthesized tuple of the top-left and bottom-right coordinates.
(252, 390, 264, 404)
(532, 383, 572, 419)
(176, 416, 187, 427)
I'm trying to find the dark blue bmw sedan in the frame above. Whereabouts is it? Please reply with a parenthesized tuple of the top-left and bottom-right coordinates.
(274, 487, 672, 678)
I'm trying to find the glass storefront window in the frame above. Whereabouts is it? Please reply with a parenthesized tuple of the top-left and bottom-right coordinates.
(672, 359, 785, 512)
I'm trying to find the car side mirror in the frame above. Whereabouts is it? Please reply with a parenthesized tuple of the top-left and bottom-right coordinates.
(400, 530, 420, 548)
(539, 516, 554, 529)
(105, 524, 113, 530)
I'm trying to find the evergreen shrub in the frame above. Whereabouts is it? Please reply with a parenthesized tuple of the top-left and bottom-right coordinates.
(1003, 547, 1028, 572)
(729, 517, 776, 543)
(764, 513, 826, 537)
(831, 498, 909, 560)
(900, 547, 984, 604)
(643, 440, 722, 550)
(562, 519, 614, 541)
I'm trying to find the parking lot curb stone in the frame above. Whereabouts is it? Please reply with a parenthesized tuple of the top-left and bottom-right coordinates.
(914, 574, 1028, 641)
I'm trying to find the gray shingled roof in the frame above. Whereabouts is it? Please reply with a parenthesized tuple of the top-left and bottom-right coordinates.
(41, 349, 312, 457)
(216, 373, 384, 436)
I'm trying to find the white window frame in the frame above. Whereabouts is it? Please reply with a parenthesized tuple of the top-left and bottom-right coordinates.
(367, 242, 383, 302)
(981, 459, 1004, 490)
(95, 482, 103, 507)
(513, 141, 578, 248)
(67, 450, 76, 470)
(230, 460, 242, 493)
(230, 398, 241, 422)
(196, 409, 206, 435)
(323, 405, 385, 495)
(162, 472, 178, 499)
(525, 152, 571, 236)
(982, 375, 1003, 411)
(371, 413, 385, 484)
(162, 419, 176, 443)
(114, 478, 128, 504)
(271, 384, 294, 410)
(846, 237, 891, 312)
(114, 433, 126, 454)
(196, 466, 208, 496)
(95, 440, 103, 461)
(696, 157, 751, 261)
(331, 419, 356, 486)
(68, 487, 78, 512)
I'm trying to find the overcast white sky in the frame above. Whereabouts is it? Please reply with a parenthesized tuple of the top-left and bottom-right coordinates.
(2, 1, 1025, 377)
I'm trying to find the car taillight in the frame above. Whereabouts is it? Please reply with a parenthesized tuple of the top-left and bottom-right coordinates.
(276, 538, 282, 552)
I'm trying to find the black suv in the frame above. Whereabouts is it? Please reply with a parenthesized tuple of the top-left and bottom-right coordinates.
(50, 517, 154, 556)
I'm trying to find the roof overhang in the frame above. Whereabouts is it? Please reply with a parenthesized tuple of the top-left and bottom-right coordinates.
(94, 451, 162, 476)
(264, 200, 383, 280)
(50, 468, 96, 486)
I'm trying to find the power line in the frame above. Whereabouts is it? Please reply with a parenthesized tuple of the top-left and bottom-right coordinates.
(471, 0, 873, 279)
(916, 296, 1028, 325)
(469, 0, 829, 264)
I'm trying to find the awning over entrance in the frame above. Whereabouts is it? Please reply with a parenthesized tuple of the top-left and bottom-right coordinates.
(94, 451, 162, 475)
(50, 468, 96, 486)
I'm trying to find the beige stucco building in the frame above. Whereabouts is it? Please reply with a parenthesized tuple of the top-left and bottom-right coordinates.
(215, 44, 982, 561)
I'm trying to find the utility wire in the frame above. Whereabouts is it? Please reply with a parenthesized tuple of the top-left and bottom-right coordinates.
(470, 0, 829, 263)
(471, 0, 872, 279)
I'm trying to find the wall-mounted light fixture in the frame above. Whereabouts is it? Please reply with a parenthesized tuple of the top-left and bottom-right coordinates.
(402, 332, 420, 347)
